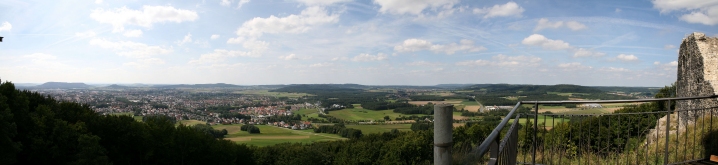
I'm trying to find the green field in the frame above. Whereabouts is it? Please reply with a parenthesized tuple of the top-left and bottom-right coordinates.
(233, 90, 312, 98)
(295, 108, 320, 120)
(178, 120, 206, 126)
(345, 124, 412, 134)
(213, 124, 345, 146)
(461, 100, 479, 105)
(327, 107, 404, 121)
(557, 109, 610, 114)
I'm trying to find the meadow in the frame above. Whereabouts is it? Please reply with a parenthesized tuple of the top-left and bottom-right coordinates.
(213, 124, 345, 146)
(327, 107, 404, 121)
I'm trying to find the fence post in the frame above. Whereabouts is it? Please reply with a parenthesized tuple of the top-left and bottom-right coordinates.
(664, 100, 672, 165)
(434, 104, 454, 165)
(533, 102, 538, 165)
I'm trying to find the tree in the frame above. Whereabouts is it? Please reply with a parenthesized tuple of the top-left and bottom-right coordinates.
(384, 116, 391, 121)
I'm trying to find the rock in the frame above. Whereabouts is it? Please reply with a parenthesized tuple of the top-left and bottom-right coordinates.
(676, 32, 718, 123)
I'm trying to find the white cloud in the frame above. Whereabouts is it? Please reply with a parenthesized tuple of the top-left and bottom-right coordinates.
(652, 0, 718, 25)
(331, 57, 349, 61)
(75, 31, 96, 38)
(456, 54, 541, 67)
(473, 2, 524, 19)
(521, 34, 571, 50)
(394, 39, 486, 55)
(309, 62, 335, 67)
(89, 38, 173, 58)
(566, 21, 587, 30)
(616, 54, 639, 62)
(0, 22, 12, 32)
(23, 53, 57, 62)
(90, 5, 199, 32)
(600, 67, 630, 72)
(573, 48, 605, 57)
(297, 0, 349, 6)
(237, 0, 250, 8)
(124, 58, 165, 68)
(668, 61, 678, 66)
(221, 0, 232, 6)
(279, 54, 299, 60)
(189, 49, 261, 64)
(228, 6, 339, 44)
(95, 0, 102, 4)
(534, 18, 586, 31)
(211, 34, 220, 40)
(406, 61, 443, 66)
(557, 62, 593, 71)
(177, 33, 192, 45)
(664, 44, 676, 49)
(373, 0, 458, 15)
(615, 8, 622, 13)
(123, 29, 143, 37)
(352, 53, 388, 62)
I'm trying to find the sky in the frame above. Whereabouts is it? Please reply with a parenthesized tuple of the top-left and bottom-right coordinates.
(0, 0, 717, 86)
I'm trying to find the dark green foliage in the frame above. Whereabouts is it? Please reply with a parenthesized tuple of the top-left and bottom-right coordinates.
(360, 102, 413, 110)
(0, 80, 256, 164)
(409, 95, 444, 101)
(241, 125, 260, 134)
(193, 124, 228, 138)
(314, 123, 362, 139)
(410, 122, 432, 131)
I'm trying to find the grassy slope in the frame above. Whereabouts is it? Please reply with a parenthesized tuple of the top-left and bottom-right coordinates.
(213, 124, 345, 147)
(346, 124, 412, 134)
(328, 107, 404, 121)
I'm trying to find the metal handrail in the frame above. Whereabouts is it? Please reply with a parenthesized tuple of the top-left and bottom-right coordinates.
(471, 94, 718, 164)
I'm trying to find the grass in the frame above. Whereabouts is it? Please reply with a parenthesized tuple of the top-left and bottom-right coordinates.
(461, 100, 480, 106)
(557, 109, 610, 114)
(295, 108, 320, 120)
(214, 124, 345, 147)
(177, 120, 206, 126)
(327, 107, 404, 121)
(514, 115, 718, 165)
(345, 124, 412, 134)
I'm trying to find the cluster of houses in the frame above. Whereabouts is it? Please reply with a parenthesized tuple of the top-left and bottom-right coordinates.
(267, 121, 313, 130)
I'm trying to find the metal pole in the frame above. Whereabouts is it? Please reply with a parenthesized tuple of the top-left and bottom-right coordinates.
(664, 100, 671, 165)
(434, 104, 453, 165)
(533, 102, 538, 165)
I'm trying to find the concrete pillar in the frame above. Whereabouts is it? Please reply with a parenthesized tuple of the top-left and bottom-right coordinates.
(434, 104, 453, 165)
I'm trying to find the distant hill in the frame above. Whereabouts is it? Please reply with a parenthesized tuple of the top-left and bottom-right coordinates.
(104, 84, 130, 89)
(271, 84, 364, 93)
(465, 84, 603, 94)
(34, 82, 93, 89)
(155, 83, 243, 88)
(434, 84, 475, 89)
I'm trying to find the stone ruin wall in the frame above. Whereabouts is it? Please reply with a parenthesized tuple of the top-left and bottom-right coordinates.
(676, 32, 718, 123)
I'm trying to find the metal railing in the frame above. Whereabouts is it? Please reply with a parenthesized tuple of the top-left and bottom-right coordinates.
(471, 95, 718, 165)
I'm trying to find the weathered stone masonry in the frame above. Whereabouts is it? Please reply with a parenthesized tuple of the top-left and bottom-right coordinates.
(676, 32, 718, 122)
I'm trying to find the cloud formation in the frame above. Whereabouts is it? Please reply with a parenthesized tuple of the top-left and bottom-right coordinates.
(473, 2, 524, 18)
(394, 39, 486, 54)
(90, 5, 199, 32)
(0, 22, 11, 32)
(521, 34, 571, 50)
(374, 0, 457, 15)
(534, 18, 587, 31)
(228, 6, 339, 44)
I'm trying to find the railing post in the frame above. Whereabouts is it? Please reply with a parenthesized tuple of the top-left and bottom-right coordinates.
(664, 100, 672, 165)
(533, 102, 538, 165)
(434, 104, 453, 165)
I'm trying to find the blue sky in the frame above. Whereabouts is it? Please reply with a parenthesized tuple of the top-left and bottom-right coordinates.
(0, 0, 716, 86)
